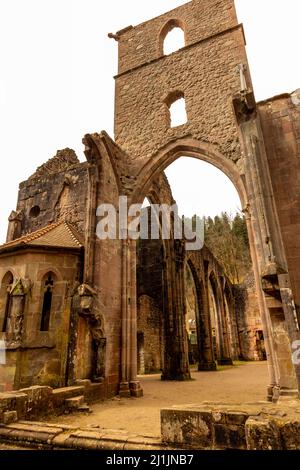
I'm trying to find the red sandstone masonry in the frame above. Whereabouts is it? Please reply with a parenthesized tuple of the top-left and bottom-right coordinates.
(116, 0, 238, 74)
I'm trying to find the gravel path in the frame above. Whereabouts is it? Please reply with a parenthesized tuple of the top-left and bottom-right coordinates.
(47, 361, 269, 437)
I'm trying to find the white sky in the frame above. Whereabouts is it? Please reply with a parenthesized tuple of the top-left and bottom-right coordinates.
(0, 0, 299, 241)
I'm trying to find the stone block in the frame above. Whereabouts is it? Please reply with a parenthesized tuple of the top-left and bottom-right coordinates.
(226, 425, 247, 450)
(20, 385, 53, 419)
(65, 395, 85, 410)
(3, 410, 18, 425)
(211, 411, 226, 424)
(226, 411, 249, 426)
(161, 409, 213, 449)
(0, 392, 27, 420)
(245, 417, 282, 450)
(52, 386, 85, 408)
(213, 423, 246, 450)
(280, 421, 300, 450)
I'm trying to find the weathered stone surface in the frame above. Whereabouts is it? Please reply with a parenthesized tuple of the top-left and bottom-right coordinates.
(280, 421, 300, 450)
(0, 421, 169, 450)
(52, 386, 85, 409)
(20, 386, 53, 419)
(3, 411, 18, 425)
(226, 411, 249, 426)
(161, 409, 213, 448)
(214, 423, 246, 450)
(245, 417, 282, 450)
(65, 395, 85, 410)
(0, 392, 27, 421)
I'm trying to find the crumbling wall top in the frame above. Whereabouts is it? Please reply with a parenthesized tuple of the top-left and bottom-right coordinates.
(115, 0, 238, 75)
(27, 148, 80, 182)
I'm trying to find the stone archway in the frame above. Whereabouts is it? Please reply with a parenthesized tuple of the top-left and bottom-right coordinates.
(82, 128, 297, 400)
(125, 137, 280, 398)
(186, 258, 216, 371)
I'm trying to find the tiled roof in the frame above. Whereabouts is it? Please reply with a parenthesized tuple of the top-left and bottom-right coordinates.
(0, 220, 84, 252)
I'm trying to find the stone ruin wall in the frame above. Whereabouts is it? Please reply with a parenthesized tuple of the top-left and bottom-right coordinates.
(7, 149, 88, 242)
(259, 93, 300, 311)
(114, 0, 250, 169)
(234, 273, 266, 361)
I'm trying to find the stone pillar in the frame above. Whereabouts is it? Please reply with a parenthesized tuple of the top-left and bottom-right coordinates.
(245, 209, 280, 401)
(218, 287, 233, 366)
(129, 239, 143, 397)
(278, 274, 300, 396)
(119, 239, 131, 397)
(119, 237, 143, 398)
(233, 91, 284, 400)
(161, 240, 191, 380)
(198, 276, 217, 371)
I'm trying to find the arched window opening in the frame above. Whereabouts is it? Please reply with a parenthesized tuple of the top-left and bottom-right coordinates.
(1, 272, 13, 333)
(165, 90, 188, 128)
(40, 273, 54, 331)
(163, 27, 185, 55)
(160, 20, 185, 56)
(169, 97, 187, 127)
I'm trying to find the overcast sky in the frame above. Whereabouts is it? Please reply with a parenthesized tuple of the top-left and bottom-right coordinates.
(0, 0, 299, 242)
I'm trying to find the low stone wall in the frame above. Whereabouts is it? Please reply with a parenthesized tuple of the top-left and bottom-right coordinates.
(0, 421, 166, 450)
(161, 402, 300, 450)
(0, 380, 103, 425)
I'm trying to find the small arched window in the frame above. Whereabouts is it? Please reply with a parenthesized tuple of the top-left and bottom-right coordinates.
(165, 91, 188, 128)
(40, 273, 54, 331)
(160, 19, 185, 56)
(1, 272, 13, 332)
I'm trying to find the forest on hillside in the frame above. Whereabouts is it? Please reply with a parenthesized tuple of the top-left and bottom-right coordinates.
(144, 208, 252, 285)
(204, 212, 252, 284)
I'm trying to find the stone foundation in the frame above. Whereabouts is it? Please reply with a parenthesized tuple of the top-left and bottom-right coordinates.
(161, 401, 300, 450)
(0, 381, 103, 424)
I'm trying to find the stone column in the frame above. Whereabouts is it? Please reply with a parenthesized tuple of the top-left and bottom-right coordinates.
(198, 276, 217, 371)
(161, 240, 191, 380)
(119, 238, 131, 397)
(278, 274, 300, 396)
(233, 91, 282, 400)
(245, 206, 279, 401)
(129, 239, 143, 397)
(218, 287, 233, 366)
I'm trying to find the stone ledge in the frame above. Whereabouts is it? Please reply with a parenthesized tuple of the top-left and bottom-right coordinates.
(0, 421, 171, 451)
(161, 401, 300, 450)
(0, 383, 104, 423)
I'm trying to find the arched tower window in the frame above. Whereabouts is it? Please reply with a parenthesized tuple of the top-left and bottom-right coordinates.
(160, 19, 185, 56)
(165, 91, 188, 128)
(40, 273, 54, 331)
(1, 272, 13, 332)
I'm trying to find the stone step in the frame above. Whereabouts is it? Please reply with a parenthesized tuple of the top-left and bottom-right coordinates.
(77, 404, 92, 413)
(65, 396, 91, 413)
(0, 421, 169, 450)
(278, 389, 299, 402)
(280, 389, 299, 397)
(65, 395, 85, 409)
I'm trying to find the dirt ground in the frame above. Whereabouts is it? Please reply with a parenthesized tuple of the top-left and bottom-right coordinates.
(47, 362, 269, 437)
